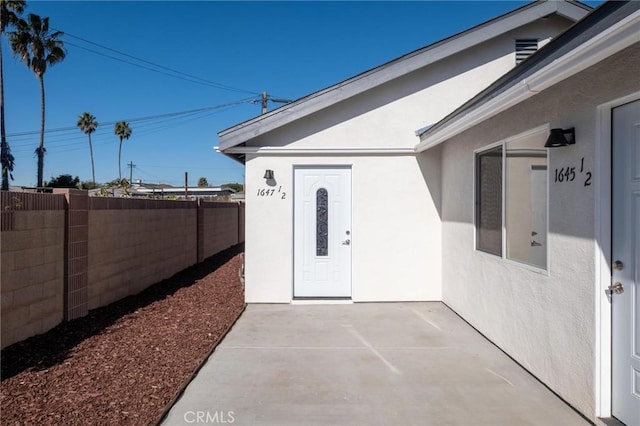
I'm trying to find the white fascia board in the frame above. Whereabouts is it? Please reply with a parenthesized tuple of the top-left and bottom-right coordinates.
(223, 146, 416, 156)
(218, 1, 585, 151)
(525, 11, 640, 92)
(415, 124, 435, 136)
(415, 10, 640, 153)
(556, 1, 594, 21)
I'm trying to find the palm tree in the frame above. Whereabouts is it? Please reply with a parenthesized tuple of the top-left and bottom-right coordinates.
(8, 13, 65, 188)
(77, 112, 98, 184)
(114, 121, 131, 181)
(0, 0, 25, 190)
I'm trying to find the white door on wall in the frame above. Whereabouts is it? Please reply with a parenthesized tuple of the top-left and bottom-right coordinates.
(612, 99, 640, 426)
(294, 167, 351, 298)
(530, 165, 547, 269)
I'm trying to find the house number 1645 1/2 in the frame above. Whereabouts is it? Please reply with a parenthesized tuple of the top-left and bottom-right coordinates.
(257, 186, 286, 199)
(553, 157, 592, 187)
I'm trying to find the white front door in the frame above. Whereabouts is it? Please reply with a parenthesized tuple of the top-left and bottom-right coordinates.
(294, 167, 351, 298)
(612, 99, 640, 426)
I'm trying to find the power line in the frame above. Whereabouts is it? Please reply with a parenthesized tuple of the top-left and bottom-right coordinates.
(9, 111, 204, 146)
(8, 104, 249, 159)
(9, 107, 215, 145)
(6, 99, 255, 138)
(134, 166, 168, 183)
(64, 41, 227, 90)
(136, 164, 240, 170)
(59, 30, 261, 96)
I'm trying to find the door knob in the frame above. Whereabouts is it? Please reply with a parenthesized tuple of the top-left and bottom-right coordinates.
(613, 260, 624, 271)
(342, 239, 350, 245)
(608, 282, 624, 294)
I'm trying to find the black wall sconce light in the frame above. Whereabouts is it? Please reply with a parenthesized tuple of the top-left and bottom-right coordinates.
(263, 169, 274, 180)
(544, 127, 575, 148)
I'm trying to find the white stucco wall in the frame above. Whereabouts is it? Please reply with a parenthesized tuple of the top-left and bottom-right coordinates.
(438, 44, 640, 420)
(241, 16, 575, 303)
(247, 17, 572, 150)
(244, 151, 442, 303)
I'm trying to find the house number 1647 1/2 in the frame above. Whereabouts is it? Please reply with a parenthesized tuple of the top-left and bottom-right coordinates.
(257, 186, 286, 199)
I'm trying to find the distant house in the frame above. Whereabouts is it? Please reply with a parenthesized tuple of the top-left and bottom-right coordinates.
(87, 182, 236, 198)
(218, 1, 640, 424)
(229, 192, 245, 201)
(130, 183, 236, 199)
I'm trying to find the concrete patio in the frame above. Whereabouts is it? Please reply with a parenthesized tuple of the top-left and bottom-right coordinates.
(161, 303, 590, 426)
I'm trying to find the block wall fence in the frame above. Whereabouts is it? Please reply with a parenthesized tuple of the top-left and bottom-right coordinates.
(1, 189, 244, 349)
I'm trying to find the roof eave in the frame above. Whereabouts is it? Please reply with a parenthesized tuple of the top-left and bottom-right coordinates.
(218, 1, 591, 152)
(214, 146, 246, 164)
(557, 0, 594, 19)
(416, 8, 640, 152)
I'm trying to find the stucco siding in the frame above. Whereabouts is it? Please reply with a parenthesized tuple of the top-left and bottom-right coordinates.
(244, 153, 441, 303)
(241, 16, 574, 304)
(246, 17, 573, 151)
(439, 43, 640, 419)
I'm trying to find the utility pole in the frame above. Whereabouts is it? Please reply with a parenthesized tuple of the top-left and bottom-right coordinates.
(261, 91, 268, 115)
(259, 91, 293, 115)
(184, 171, 188, 199)
(128, 161, 136, 183)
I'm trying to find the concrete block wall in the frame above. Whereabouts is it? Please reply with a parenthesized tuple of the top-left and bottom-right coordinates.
(53, 188, 90, 320)
(87, 197, 198, 310)
(1, 192, 66, 349)
(197, 202, 240, 262)
(1, 191, 244, 348)
(238, 203, 245, 243)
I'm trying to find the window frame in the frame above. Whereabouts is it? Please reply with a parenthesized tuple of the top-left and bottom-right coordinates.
(473, 125, 550, 273)
(475, 143, 504, 257)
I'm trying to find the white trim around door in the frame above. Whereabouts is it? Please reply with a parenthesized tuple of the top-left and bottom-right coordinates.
(596, 91, 640, 420)
(610, 98, 640, 426)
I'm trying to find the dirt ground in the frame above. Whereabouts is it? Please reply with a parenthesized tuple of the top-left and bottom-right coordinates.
(1, 246, 245, 426)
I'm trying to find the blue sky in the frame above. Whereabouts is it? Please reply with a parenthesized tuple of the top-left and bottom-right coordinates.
(3, 1, 601, 187)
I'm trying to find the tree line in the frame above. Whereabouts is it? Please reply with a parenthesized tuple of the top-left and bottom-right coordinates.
(1, 0, 133, 190)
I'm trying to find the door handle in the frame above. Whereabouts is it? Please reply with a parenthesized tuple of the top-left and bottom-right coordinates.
(608, 282, 624, 294)
(342, 239, 350, 245)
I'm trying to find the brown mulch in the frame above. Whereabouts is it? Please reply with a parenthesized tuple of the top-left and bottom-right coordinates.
(1, 245, 245, 426)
